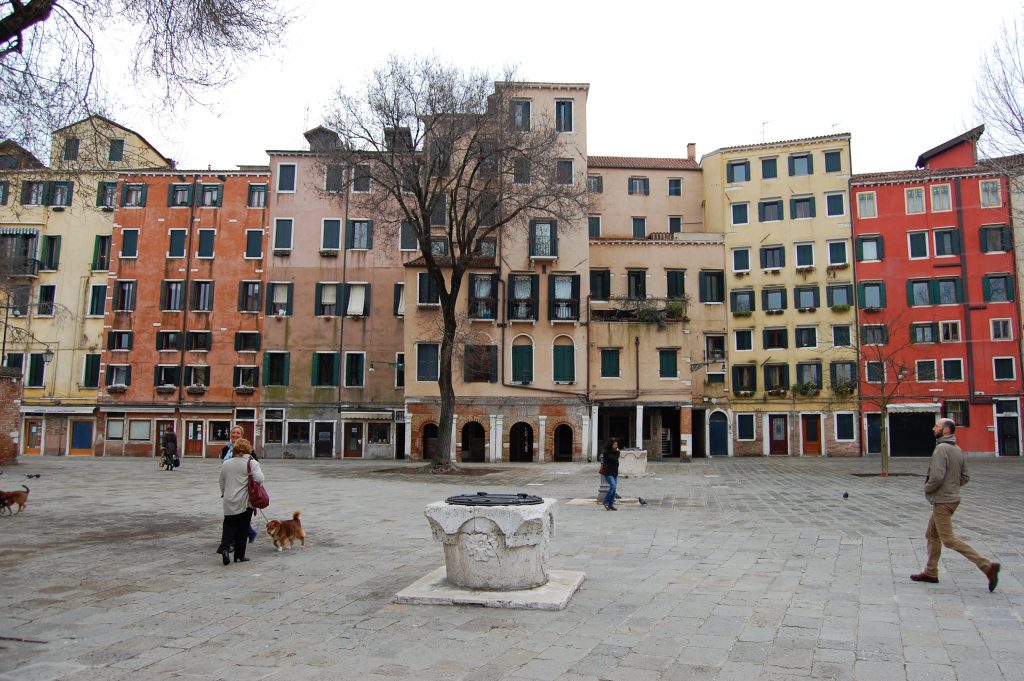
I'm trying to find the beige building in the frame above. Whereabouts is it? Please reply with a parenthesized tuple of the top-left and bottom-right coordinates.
(702, 134, 859, 456)
(1, 116, 172, 455)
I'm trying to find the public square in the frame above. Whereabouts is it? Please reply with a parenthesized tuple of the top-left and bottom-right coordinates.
(0, 455, 1020, 681)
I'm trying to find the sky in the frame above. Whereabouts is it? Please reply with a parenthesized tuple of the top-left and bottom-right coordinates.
(109, 0, 1021, 173)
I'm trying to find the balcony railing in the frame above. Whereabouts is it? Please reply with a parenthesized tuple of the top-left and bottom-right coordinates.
(590, 295, 690, 324)
(6, 257, 40, 278)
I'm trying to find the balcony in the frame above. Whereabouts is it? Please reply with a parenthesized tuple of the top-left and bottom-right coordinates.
(590, 296, 690, 325)
(6, 257, 40, 278)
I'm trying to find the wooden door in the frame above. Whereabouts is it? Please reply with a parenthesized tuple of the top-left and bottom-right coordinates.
(769, 415, 788, 455)
(23, 419, 42, 456)
(185, 421, 204, 456)
(343, 422, 363, 458)
(69, 420, 94, 455)
(801, 414, 822, 456)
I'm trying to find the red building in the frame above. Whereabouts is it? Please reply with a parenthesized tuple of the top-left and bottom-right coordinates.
(96, 169, 268, 457)
(851, 126, 1021, 456)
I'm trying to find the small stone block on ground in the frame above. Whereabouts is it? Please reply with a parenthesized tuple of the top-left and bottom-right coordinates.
(393, 566, 585, 610)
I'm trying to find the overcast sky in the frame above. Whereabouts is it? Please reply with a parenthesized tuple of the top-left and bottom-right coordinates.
(114, 0, 1019, 173)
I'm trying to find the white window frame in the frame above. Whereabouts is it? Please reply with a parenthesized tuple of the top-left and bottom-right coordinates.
(120, 229, 139, 258)
(939, 320, 961, 343)
(244, 229, 263, 259)
(930, 183, 952, 212)
(916, 359, 937, 383)
(736, 413, 756, 441)
(276, 163, 296, 193)
(345, 282, 368, 317)
(108, 364, 131, 386)
(825, 191, 845, 217)
(993, 356, 1016, 381)
(555, 99, 573, 133)
(832, 325, 852, 347)
(907, 230, 929, 260)
(827, 240, 848, 266)
(856, 191, 877, 219)
(344, 351, 366, 388)
(795, 325, 818, 349)
(196, 228, 216, 259)
(416, 342, 440, 382)
(734, 329, 753, 352)
(321, 218, 342, 252)
(732, 247, 750, 273)
(942, 358, 964, 382)
(905, 187, 925, 215)
(667, 177, 682, 196)
(794, 241, 815, 268)
(865, 361, 885, 384)
(273, 218, 293, 252)
(833, 412, 856, 442)
(128, 419, 151, 441)
(731, 202, 749, 226)
(991, 318, 1013, 341)
(933, 228, 958, 259)
(980, 179, 1002, 208)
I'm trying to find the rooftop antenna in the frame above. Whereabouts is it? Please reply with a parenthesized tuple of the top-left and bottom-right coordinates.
(761, 121, 771, 143)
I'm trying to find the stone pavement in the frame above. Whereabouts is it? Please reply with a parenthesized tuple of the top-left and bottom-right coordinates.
(0, 455, 1020, 681)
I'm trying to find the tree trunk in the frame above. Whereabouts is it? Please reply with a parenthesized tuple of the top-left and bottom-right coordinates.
(432, 306, 458, 467)
(880, 405, 890, 477)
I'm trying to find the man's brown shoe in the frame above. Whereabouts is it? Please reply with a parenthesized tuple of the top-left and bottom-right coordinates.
(986, 563, 1000, 592)
(910, 572, 939, 583)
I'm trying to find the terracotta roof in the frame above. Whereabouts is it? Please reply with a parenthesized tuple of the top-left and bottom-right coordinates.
(587, 156, 699, 170)
(851, 164, 1000, 185)
(704, 133, 851, 157)
(916, 125, 984, 168)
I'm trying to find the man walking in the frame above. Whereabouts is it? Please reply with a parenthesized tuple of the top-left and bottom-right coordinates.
(911, 418, 1000, 591)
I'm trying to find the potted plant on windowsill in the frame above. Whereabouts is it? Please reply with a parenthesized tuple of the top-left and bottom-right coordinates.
(732, 310, 752, 318)
(155, 384, 176, 395)
(795, 265, 815, 274)
(735, 390, 755, 398)
(827, 263, 849, 271)
(797, 306, 816, 313)
(234, 382, 256, 395)
(793, 381, 820, 396)
(833, 381, 856, 397)
(830, 304, 851, 313)
(766, 387, 787, 397)
(765, 309, 784, 315)
(107, 384, 127, 394)
(186, 383, 207, 395)
(319, 249, 338, 257)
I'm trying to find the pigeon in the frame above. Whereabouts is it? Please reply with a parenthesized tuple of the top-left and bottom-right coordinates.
(638, 497, 648, 506)
(25, 474, 41, 479)
(842, 491, 849, 499)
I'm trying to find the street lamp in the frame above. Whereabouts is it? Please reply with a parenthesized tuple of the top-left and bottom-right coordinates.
(43, 347, 54, 364)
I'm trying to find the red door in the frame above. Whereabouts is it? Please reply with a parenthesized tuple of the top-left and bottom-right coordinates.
(801, 414, 821, 456)
(344, 422, 363, 458)
(769, 415, 788, 455)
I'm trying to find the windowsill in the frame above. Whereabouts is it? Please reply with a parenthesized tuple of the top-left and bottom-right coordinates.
(530, 255, 557, 261)
(509, 319, 537, 324)
(551, 319, 579, 324)
(119, 256, 138, 260)
(273, 250, 291, 256)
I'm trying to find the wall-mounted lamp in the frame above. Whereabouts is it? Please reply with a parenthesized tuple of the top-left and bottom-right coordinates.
(368, 360, 404, 372)
(43, 346, 55, 364)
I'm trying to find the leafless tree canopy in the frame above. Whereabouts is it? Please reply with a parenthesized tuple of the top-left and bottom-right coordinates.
(0, 0, 292, 158)
(975, 8, 1024, 160)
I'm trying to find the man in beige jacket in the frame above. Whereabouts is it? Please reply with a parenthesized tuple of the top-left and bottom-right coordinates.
(911, 418, 1000, 591)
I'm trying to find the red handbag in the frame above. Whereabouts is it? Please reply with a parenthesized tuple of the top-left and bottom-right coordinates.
(246, 458, 270, 509)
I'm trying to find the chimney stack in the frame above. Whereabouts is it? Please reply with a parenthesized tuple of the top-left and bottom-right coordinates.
(687, 142, 696, 161)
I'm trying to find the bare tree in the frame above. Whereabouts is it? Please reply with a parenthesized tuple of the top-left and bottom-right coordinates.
(975, 7, 1024, 161)
(0, 0, 292, 158)
(322, 56, 588, 468)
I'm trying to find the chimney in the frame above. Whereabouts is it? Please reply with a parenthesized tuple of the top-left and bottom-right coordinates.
(687, 142, 696, 161)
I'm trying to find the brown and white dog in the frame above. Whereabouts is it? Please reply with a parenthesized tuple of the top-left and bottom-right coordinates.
(0, 485, 29, 515)
(266, 510, 305, 551)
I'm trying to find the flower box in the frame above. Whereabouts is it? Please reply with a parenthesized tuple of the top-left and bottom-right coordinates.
(765, 309, 784, 315)
(797, 307, 816, 313)
(107, 384, 127, 394)
(186, 385, 207, 395)
(735, 390, 754, 398)
(234, 386, 255, 395)
(830, 304, 851, 313)
(155, 385, 176, 395)
(319, 250, 338, 257)
(732, 310, 752, 318)
(767, 388, 787, 397)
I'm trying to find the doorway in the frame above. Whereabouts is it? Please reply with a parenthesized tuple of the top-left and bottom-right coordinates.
(185, 421, 204, 456)
(461, 422, 485, 462)
(395, 421, 405, 459)
(314, 422, 335, 458)
(69, 420, 94, 455)
(708, 412, 728, 456)
(553, 424, 573, 462)
(156, 420, 175, 457)
(509, 422, 533, 462)
(343, 422, 363, 458)
(422, 423, 438, 461)
(23, 419, 42, 455)
(691, 408, 706, 458)
(888, 412, 937, 456)
(769, 414, 788, 455)
(866, 413, 882, 454)
(801, 414, 822, 456)
(995, 400, 1020, 456)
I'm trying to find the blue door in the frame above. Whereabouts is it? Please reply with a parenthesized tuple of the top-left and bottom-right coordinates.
(708, 412, 728, 456)
(70, 420, 93, 455)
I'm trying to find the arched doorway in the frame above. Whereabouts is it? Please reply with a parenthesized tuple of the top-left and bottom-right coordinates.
(708, 412, 729, 456)
(461, 421, 486, 463)
(509, 422, 533, 462)
(553, 424, 573, 462)
(421, 423, 439, 461)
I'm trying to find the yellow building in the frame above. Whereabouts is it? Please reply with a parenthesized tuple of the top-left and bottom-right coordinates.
(0, 116, 172, 455)
(702, 134, 859, 456)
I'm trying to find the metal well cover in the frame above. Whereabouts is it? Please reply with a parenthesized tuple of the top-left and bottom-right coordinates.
(445, 492, 544, 506)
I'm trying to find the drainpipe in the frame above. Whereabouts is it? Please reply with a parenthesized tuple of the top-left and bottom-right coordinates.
(954, 178, 977, 406)
(176, 173, 200, 436)
(336, 166, 351, 428)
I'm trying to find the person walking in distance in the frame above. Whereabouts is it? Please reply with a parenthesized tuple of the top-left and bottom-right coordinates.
(911, 418, 1000, 591)
(602, 438, 621, 511)
(161, 427, 178, 471)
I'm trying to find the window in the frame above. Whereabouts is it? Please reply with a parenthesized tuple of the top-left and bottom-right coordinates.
(857, 191, 877, 218)
(627, 176, 650, 195)
(731, 202, 749, 225)
(91, 235, 111, 270)
(393, 282, 405, 316)
(763, 328, 787, 349)
(3, 353, 23, 371)
(114, 281, 136, 311)
(233, 365, 259, 388)
(795, 243, 814, 268)
(825, 192, 845, 217)
(120, 229, 139, 258)
(399, 222, 418, 251)
(368, 423, 390, 445)
(726, 161, 749, 183)
(104, 417, 124, 441)
(760, 245, 784, 269)
(940, 321, 961, 343)
(108, 330, 132, 351)
(791, 195, 816, 219)
(831, 413, 855, 441)
(731, 289, 755, 312)
(699, 271, 724, 303)
(417, 272, 441, 306)
(980, 179, 1001, 207)
(88, 285, 106, 316)
(795, 326, 817, 348)
(39, 235, 60, 270)
(861, 324, 888, 345)
(346, 220, 372, 250)
(21, 181, 45, 205)
(824, 150, 842, 173)
(764, 364, 789, 390)
(930, 184, 951, 212)
(668, 216, 682, 233)
(469, 274, 497, 320)
(352, 164, 371, 192)
(553, 340, 575, 383)
(789, 154, 813, 176)
(187, 331, 211, 351)
(984, 275, 1013, 302)
(430, 237, 449, 256)
(796, 362, 822, 387)
(831, 361, 856, 386)
(994, 357, 1015, 380)
(761, 157, 777, 179)
(9, 285, 28, 317)
(161, 280, 184, 311)
(106, 364, 131, 387)
(196, 229, 215, 258)
(345, 352, 366, 387)
(908, 231, 929, 259)
(733, 365, 756, 391)
(908, 280, 931, 307)
(550, 274, 579, 321)
(167, 229, 186, 258)
(658, 349, 677, 378)
(828, 241, 848, 266)
(511, 341, 533, 383)
(108, 139, 125, 162)
(667, 270, 685, 299)
(668, 178, 682, 196)
(942, 359, 964, 381)
(154, 365, 180, 386)
(286, 422, 310, 444)
(627, 270, 646, 300)
(273, 219, 293, 251)
(943, 400, 970, 426)
(590, 270, 610, 301)
(733, 248, 750, 272)
(911, 323, 938, 343)
(277, 163, 296, 192)
(97, 181, 117, 208)
(865, 361, 884, 383)
(63, 137, 79, 161)
(631, 217, 646, 239)
(121, 183, 146, 207)
(191, 281, 213, 312)
(238, 282, 261, 312)
(264, 352, 289, 386)
(734, 329, 753, 351)
(763, 288, 787, 312)
(417, 343, 439, 381)
(832, 325, 851, 347)
(934, 229, 959, 257)
(463, 345, 497, 382)
(127, 420, 152, 441)
(588, 216, 601, 238)
(556, 159, 573, 185)
(314, 219, 340, 252)
(587, 175, 603, 193)
(601, 348, 620, 378)
(916, 360, 937, 382)
(555, 100, 573, 132)
(935, 278, 962, 304)
(508, 274, 538, 320)
(185, 365, 209, 388)
(248, 184, 267, 208)
(826, 284, 852, 307)
(992, 319, 1012, 341)
(36, 285, 55, 316)
(905, 187, 925, 214)
(344, 283, 369, 316)
(980, 224, 1012, 252)
(858, 282, 886, 310)
(758, 199, 783, 222)
(82, 354, 100, 388)
(529, 220, 557, 258)
(245, 230, 262, 259)
(266, 282, 293, 315)
(737, 414, 756, 440)
(49, 181, 72, 206)
(310, 353, 338, 386)
(511, 100, 531, 131)
(705, 335, 725, 362)
(198, 184, 223, 207)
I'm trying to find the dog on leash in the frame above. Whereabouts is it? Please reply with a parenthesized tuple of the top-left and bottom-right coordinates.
(0, 485, 29, 515)
(266, 510, 305, 551)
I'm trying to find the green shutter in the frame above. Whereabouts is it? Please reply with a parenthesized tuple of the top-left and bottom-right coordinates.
(788, 156, 796, 176)
(361, 284, 370, 316)
(512, 346, 532, 382)
(332, 353, 340, 386)
(809, 196, 816, 217)
(315, 283, 323, 315)
(907, 281, 917, 306)
(282, 353, 290, 385)
(139, 184, 148, 207)
(366, 221, 374, 249)
(857, 283, 866, 308)
(311, 353, 320, 385)
(286, 283, 294, 315)
(983, 277, 991, 302)
(879, 283, 887, 307)
(345, 220, 353, 249)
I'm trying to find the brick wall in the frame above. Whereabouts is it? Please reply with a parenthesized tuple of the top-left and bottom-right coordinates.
(0, 368, 23, 464)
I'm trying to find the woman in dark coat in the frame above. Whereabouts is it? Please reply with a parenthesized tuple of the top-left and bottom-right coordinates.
(161, 429, 178, 471)
(602, 438, 621, 511)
